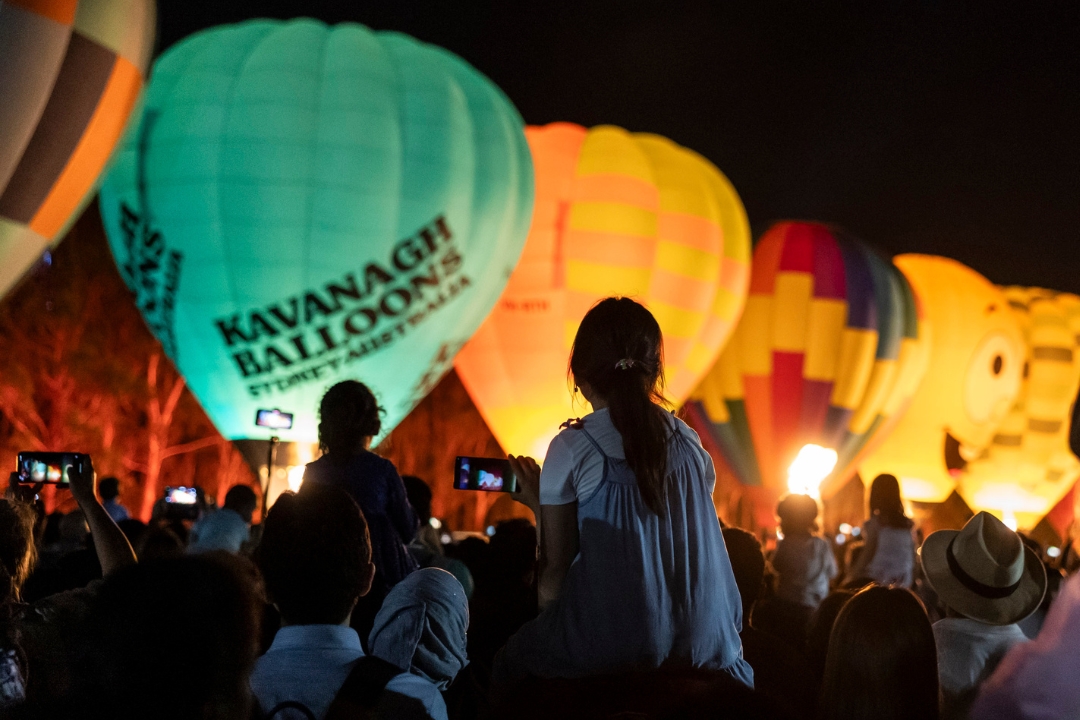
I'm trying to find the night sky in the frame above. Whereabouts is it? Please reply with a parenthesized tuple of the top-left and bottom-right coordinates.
(159, 1, 1080, 292)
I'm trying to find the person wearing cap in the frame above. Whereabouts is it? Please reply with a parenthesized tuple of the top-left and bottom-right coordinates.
(921, 511, 1047, 720)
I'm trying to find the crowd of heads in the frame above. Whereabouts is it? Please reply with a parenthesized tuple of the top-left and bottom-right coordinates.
(0, 299, 1072, 719)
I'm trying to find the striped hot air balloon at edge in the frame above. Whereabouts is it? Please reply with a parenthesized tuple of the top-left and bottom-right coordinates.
(0, 0, 155, 297)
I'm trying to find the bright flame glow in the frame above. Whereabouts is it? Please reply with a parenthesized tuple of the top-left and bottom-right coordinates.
(1002, 509, 1018, 532)
(787, 444, 838, 499)
(838, 523, 852, 534)
(286, 465, 306, 493)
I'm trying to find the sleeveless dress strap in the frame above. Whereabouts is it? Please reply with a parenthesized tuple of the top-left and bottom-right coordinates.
(577, 426, 609, 460)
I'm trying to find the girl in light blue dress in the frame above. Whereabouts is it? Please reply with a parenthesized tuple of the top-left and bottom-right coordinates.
(496, 297, 752, 689)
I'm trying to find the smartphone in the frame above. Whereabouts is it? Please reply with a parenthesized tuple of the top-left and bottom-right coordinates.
(255, 408, 293, 430)
(16, 452, 89, 484)
(454, 457, 517, 493)
(163, 486, 200, 520)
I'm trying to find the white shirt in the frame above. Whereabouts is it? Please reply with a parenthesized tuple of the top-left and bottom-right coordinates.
(539, 408, 712, 506)
(934, 617, 1028, 720)
(772, 534, 838, 608)
(249, 624, 447, 720)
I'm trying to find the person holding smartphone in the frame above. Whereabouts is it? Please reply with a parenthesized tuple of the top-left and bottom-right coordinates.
(5, 456, 136, 707)
(494, 297, 752, 692)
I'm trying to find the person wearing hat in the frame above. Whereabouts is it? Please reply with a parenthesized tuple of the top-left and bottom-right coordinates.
(921, 511, 1047, 720)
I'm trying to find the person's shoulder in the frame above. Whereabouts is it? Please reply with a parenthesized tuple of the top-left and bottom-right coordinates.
(386, 671, 443, 698)
(361, 451, 398, 475)
(933, 616, 985, 638)
(548, 417, 589, 450)
(384, 672, 447, 717)
(669, 414, 709, 449)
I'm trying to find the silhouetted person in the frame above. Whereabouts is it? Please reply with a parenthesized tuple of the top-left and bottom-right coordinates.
(818, 585, 939, 720)
(11, 462, 136, 709)
(403, 475, 473, 598)
(724, 527, 816, 720)
(303, 380, 419, 641)
(497, 298, 751, 692)
(80, 554, 261, 720)
(845, 474, 917, 587)
(804, 589, 855, 682)
(756, 494, 836, 649)
(467, 519, 538, 688)
(972, 570, 1080, 719)
(97, 477, 129, 523)
(922, 512, 1046, 720)
(188, 484, 257, 554)
(251, 483, 445, 720)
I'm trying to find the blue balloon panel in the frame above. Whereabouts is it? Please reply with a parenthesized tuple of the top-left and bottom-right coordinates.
(100, 19, 534, 442)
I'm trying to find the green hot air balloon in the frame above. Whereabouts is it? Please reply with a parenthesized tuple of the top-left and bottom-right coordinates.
(99, 19, 534, 446)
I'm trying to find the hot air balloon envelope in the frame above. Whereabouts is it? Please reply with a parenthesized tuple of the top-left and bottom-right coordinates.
(958, 288, 1080, 529)
(455, 122, 750, 457)
(99, 19, 534, 442)
(687, 222, 929, 508)
(859, 255, 1024, 503)
(0, 0, 154, 296)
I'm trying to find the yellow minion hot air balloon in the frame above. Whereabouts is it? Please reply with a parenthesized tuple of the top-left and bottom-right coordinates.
(455, 122, 751, 457)
(858, 255, 1025, 503)
(957, 288, 1080, 530)
(0, 0, 155, 296)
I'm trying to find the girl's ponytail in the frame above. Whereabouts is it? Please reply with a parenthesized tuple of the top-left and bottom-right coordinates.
(570, 298, 670, 516)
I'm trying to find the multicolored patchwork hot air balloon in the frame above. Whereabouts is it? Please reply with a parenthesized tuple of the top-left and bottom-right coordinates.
(858, 256, 1025, 503)
(98, 19, 534, 445)
(0, 0, 155, 297)
(686, 222, 929, 505)
(958, 288, 1080, 530)
(454, 122, 751, 457)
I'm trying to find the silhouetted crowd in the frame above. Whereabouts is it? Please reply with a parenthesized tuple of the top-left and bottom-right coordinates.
(1, 298, 1078, 720)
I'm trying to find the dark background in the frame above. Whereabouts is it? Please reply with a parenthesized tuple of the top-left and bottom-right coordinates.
(157, 0, 1080, 291)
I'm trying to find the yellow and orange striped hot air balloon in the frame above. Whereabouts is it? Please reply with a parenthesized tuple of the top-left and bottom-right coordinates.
(685, 222, 930, 517)
(0, 0, 154, 297)
(957, 288, 1080, 530)
(455, 122, 751, 457)
(858, 255, 1025, 503)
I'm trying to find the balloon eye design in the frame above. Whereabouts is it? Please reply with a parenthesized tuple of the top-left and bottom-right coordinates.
(964, 333, 1021, 425)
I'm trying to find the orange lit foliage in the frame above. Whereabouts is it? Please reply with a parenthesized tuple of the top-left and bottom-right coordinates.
(0, 205, 254, 518)
(0, 205, 529, 531)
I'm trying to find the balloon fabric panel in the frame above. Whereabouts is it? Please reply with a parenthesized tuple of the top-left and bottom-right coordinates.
(688, 221, 925, 504)
(958, 288, 1080, 529)
(455, 122, 751, 458)
(0, 0, 154, 297)
(99, 19, 534, 443)
(857, 255, 1024, 503)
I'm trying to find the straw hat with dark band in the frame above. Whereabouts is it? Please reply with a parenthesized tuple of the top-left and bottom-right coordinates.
(921, 512, 1047, 626)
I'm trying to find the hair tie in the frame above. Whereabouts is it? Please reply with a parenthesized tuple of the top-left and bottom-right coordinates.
(615, 358, 637, 370)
